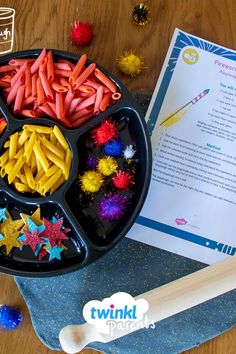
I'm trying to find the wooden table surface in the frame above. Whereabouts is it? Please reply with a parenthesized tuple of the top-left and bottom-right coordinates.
(0, 0, 236, 353)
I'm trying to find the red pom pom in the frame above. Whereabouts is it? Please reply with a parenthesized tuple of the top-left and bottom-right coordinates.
(91, 119, 118, 146)
(70, 21, 93, 46)
(113, 171, 134, 190)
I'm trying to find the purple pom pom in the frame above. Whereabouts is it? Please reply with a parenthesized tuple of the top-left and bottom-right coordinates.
(86, 156, 98, 170)
(0, 305, 23, 330)
(98, 193, 127, 221)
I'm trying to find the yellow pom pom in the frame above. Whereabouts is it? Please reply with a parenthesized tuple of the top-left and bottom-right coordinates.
(117, 51, 144, 77)
(98, 157, 118, 176)
(80, 171, 103, 193)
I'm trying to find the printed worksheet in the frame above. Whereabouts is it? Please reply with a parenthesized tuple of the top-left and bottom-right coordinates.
(127, 29, 236, 264)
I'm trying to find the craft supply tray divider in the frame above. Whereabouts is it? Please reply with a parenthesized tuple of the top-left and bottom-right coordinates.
(0, 49, 152, 277)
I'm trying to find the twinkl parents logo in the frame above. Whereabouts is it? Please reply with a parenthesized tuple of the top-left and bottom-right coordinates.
(83, 292, 155, 335)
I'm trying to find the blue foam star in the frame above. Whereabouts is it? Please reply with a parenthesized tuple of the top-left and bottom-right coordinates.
(47, 245, 64, 261)
(0, 208, 7, 222)
(28, 218, 45, 234)
(51, 216, 63, 224)
(0, 233, 4, 241)
(34, 238, 50, 256)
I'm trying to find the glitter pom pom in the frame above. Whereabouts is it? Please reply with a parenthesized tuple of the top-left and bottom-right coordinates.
(132, 3, 151, 26)
(123, 145, 136, 159)
(91, 119, 118, 146)
(0, 305, 23, 330)
(98, 157, 118, 176)
(104, 138, 124, 157)
(98, 193, 127, 221)
(86, 156, 98, 170)
(80, 170, 103, 192)
(117, 51, 144, 77)
(70, 21, 93, 46)
(113, 170, 134, 190)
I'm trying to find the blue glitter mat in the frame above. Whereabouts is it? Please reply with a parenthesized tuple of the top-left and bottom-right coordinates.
(14, 94, 236, 353)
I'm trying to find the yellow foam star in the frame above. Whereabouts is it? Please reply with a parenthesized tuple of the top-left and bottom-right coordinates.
(0, 231, 21, 254)
(0, 211, 24, 235)
(20, 207, 43, 231)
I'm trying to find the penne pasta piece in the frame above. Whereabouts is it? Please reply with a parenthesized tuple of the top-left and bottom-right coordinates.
(73, 63, 96, 89)
(69, 54, 87, 83)
(42, 146, 65, 171)
(0, 149, 9, 166)
(46, 164, 59, 177)
(0, 65, 16, 73)
(7, 74, 24, 105)
(15, 182, 32, 193)
(31, 48, 47, 74)
(71, 112, 94, 127)
(32, 73, 38, 97)
(59, 77, 71, 89)
(49, 175, 65, 194)
(33, 141, 50, 172)
(68, 97, 83, 115)
(22, 96, 35, 107)
(11, 61, 28, 87)
(37, 173, 49, 190)
(5, 159, 16, 174)
(54, 69, 72, 77)
(9, 59, 35, 66)
(94, 68, 117, 93)
(84, 79, 110, 93)
(64, 89, 74, 114)
(18, 173, 28, 185)
(3, 140, 10, 148)
(9, 132, 19, 160)
(53, 125, 69, 150)
(40, 136, 65, 159)
(100, 92, 112, 112)
(34, 168, 44, 183)
(55, 92, 64, 119)
(47, 50, 54, 82)
(39, 70, 54, 101)
(19, 109, 37, 118)
(54, 63, 71, 71)
(30, 151, 37, 170)
(69, 108, 93, 122)
(51, 82, 68, 93)
(77, 85, 96, 94)
(57, 58, 75, 70)
(8, 155, 25, 184)
(64, 148, 72, 179)
(94, 86, 104, 115)
(41, 169, 62, 195)
(24, 131, 36, 162)
(18, 130, 29, 147)
(112, 92, 122, 100)
(14, 85, 25, 114)
(36, 77, 45, 106)
(0, 80, 10, 88)
(50, 132, 57, 145)
(39, 103, 57, 119)
(25, 66, 32, 98)
(14, 147, 24, 159)
(75, 94, 96, 111)
(23, 125, 52, 134)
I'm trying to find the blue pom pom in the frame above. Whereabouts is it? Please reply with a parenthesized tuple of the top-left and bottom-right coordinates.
(0, 305, 23, 330)
(104, 139, 124, 157)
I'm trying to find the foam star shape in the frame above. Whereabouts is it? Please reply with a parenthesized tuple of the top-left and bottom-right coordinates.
(28, 218, 45, 234)
(0, 231, 21, 254)
(40, 219, 69, 247)
(0, 208, 7, 222)
(22, 229, 44, 253)
(46, 245, 64, 261)
(20, 207, 43, 231)
(0, 212, 24, 237)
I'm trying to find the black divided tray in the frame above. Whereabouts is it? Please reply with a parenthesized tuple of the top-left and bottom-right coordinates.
(0, 49, 152, 277)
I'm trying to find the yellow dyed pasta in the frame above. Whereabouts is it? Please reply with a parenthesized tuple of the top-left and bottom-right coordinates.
(9, 132, 18, 160)
(0, 124, 72, 196)
(53, 125, 69, 150)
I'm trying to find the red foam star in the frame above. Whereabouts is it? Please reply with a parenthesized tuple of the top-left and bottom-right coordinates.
(40, 218, 69, 247)
(22, 229, 44, 253)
